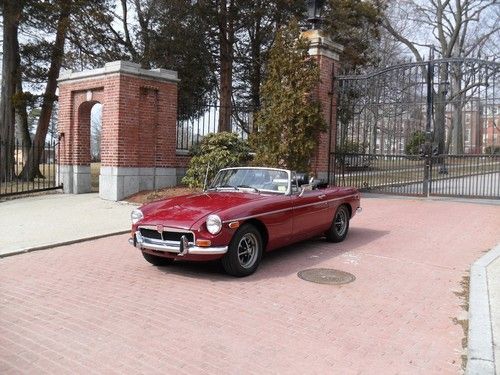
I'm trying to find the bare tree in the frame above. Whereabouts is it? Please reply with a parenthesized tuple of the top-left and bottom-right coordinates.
(90, 104, 102, 162)
(382, 0, 500, 154)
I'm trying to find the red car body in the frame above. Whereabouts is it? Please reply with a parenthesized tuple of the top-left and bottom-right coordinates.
(129, 167, 361, 276)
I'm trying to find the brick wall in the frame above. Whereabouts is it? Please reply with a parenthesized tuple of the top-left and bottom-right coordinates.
(309, 54, 338, 177)
(302, 30, 343, 179)
(58, 71, 189, 170)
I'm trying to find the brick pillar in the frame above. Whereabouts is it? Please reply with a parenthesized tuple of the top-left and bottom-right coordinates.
(57, 61, 180, 200)
(301, 30, 343, 181)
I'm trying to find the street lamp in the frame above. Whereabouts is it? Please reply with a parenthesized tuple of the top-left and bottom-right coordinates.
(306, 0, 325, 30)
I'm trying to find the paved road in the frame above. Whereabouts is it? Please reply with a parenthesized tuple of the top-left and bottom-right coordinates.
(381, 172, 500, 198)
(1, 198, 499, 374)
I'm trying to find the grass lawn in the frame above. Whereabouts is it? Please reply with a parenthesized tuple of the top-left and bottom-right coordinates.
(336, 157, 500, 189)
(91, 162, 100, 192)
(0, 163, 59, 196)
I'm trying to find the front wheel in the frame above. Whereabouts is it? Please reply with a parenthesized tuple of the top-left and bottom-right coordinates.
(325, 205, 350, 243)
(142, 251, 174, 266)
(221, 224, 263, 277)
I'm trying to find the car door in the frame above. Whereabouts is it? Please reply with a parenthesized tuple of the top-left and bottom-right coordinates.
(291, 188, 332, 242)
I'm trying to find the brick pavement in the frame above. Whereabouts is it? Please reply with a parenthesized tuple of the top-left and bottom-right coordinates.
(0, 197, 499, 374)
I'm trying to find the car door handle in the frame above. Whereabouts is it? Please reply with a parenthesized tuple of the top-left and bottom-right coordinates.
(318, 194, 326, 199)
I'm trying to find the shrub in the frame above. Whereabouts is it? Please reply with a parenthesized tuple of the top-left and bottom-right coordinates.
(405, 130, 426, 155)
(181, 132, 251, 188)
(336, 140, 364, 154)
(485, 146, 500, 155)
(250, 19, 326, 172)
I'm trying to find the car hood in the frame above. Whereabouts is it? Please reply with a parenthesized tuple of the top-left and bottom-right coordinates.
(139, 191, 267, 229)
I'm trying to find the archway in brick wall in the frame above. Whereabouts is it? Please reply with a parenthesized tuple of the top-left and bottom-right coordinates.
(57, 61, 187, 201)
(77, 100, 102, 193)
(89, 103, 103, 192)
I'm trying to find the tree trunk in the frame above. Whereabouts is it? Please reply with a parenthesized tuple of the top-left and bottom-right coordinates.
(450, 101, 463, 154)
(250, 17, 262, 110)
(13, 10, 31, 163)
(0, 1, 22, 182)
(133, 0, 152, 69)
(15, 58, 32, 163)
(20, 1, 71, 181)
(218, 0, 234, 133)
(450, 64, 464, 154)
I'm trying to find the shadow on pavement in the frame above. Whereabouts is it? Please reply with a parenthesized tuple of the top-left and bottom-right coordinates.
(153, 227, 389, 281)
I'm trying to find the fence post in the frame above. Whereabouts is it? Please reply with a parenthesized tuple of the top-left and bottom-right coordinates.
(423, 53, 434, 197)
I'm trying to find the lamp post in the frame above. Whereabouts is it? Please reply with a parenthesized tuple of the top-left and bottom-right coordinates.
(306, 0, 325, 30)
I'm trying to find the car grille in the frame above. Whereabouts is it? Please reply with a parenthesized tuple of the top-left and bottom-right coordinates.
(139, 228, 194, 243)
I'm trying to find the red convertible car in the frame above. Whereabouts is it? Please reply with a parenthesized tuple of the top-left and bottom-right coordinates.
(129, 167, 361, 277)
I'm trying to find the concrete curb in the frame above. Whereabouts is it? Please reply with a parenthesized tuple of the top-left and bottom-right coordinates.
(0, 230, 130, 259)
(466, 243, 500, 375)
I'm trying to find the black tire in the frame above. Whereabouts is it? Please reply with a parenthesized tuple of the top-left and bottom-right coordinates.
(325, 205, 350, 243)
(142, 251, 174, 266)
(221, 224, 263, 277)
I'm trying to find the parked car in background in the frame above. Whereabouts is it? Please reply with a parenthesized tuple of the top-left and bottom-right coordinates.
(129, 167, 361, 277)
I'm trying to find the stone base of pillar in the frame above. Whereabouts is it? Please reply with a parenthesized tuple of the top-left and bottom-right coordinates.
(57, 165, 187, 201)
(57, 165, 91, 194)
(99, 166, 183, 201)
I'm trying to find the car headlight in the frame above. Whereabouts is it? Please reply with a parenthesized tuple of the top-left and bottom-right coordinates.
(131, 209, 144, 224)
(206, 214, 222, 235)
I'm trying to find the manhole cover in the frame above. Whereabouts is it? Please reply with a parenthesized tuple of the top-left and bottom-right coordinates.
(297, 268, 355, 285)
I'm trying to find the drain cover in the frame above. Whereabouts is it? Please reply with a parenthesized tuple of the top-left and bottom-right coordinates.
(297, 268, 355, 285)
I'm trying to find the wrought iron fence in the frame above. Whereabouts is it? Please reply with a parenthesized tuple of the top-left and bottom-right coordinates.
(176, 103, 255, 151)
(335, 58, 500, 157)
(429, 154, 500, 198)
(332, 58, 500, 198)
(330, 153, 426, 196)
(0, 140, 62, 197)
(330, 153, 500, 198)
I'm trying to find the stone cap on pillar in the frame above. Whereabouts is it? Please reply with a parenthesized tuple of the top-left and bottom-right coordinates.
(302, 29, 344, 61)
(58, 60, 179, 84)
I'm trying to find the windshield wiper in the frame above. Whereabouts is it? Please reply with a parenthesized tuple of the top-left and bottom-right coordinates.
(237, 185, 260, 193)
(213, 184, 239, 190)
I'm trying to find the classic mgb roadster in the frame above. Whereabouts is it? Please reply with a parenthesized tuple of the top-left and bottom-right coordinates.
(129, 167, 361, 277)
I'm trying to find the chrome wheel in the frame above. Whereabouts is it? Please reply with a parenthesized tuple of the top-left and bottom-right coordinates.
(326, 205, 350, 243)
(222, 224, 263, 277)
(237, 233, 259, 269)
(334, 208, 348, 237)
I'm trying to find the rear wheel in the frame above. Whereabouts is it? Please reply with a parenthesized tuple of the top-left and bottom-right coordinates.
(142, 251, 174, 266)
(222, 224, 263, 277)
(325, 205, 350, 243)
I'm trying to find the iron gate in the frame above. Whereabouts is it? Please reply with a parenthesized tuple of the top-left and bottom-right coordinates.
(0, 140, 62, 197)
(331, 58, 500, 199)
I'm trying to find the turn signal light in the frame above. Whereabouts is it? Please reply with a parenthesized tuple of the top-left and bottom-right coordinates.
(228, 221, 240, 229)
(196, 239, 212, 247)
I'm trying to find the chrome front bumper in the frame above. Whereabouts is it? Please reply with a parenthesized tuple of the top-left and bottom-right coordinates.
(129, 231, 228, 256)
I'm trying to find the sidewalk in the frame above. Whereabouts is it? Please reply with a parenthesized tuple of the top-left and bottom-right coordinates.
(0, 193, 137, 257)
(467, 243, 500, 375)
(489, 255, 500, 375)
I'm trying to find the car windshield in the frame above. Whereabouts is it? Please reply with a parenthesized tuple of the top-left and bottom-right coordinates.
(209, 168, 290, 194)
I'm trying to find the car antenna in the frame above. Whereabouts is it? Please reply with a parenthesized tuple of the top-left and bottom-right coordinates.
(203, 162, 210, 191)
